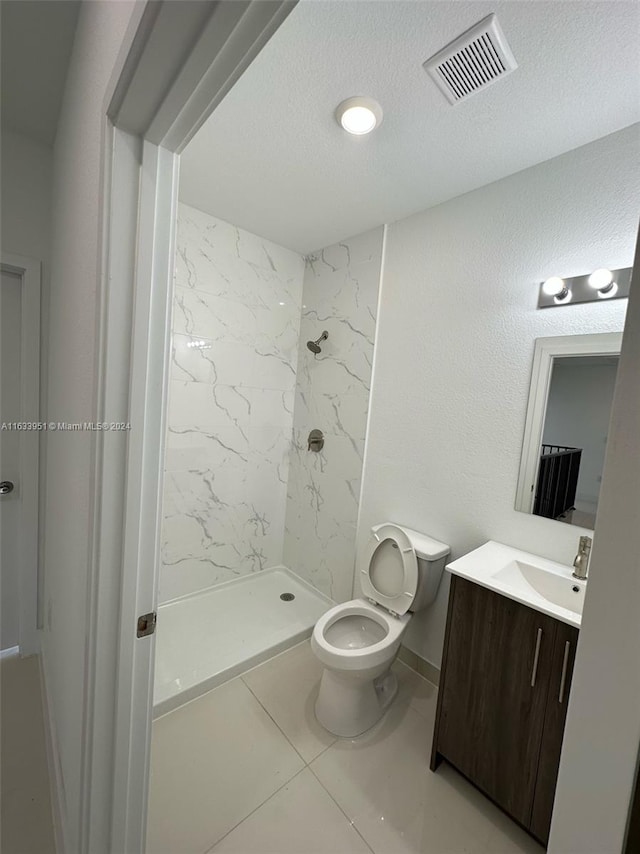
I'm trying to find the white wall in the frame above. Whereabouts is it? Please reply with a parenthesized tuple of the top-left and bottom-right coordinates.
(543, 359, 618, 511)
(160, 203, 305, 602)
(284, 228, 383, 602)
(1, 130, 52, 629)
(39, 2, 135, 849)
(358, 124, 640, 666)
(548, 222, 640, 854)
(1, 130, 52, 260)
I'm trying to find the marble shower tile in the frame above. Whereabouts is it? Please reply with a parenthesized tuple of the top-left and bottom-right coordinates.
(160, 205, 305, 603)
(283, 228, 383, 601)
(164, 209, 382, 608)
(168, 381, 252, 437)
(172, 286, 258, 340)
(306, 226, 384, 274)
(175, 204, 305, 307)
(293, 389, 370, 442)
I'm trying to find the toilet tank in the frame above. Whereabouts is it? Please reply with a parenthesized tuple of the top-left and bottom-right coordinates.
(400, 525, 450, 612)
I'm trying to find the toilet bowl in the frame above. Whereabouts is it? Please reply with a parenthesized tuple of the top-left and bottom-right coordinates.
(311, 523, 449, 737)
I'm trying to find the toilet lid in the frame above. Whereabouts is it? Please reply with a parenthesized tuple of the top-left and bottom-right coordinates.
(361, 524, 418, 616)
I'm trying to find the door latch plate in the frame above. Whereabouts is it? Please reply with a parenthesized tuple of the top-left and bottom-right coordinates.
(137, 611, 157, 638)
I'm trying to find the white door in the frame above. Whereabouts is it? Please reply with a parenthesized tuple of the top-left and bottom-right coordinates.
(0, 257, 41, 655)
(0, 269, 22, 650)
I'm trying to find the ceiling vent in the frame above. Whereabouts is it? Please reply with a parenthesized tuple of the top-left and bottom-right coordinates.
(423, 14, 517, 105)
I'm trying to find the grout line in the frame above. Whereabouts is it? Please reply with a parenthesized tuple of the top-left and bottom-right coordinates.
(153, 672, 246, 721)
(306, 763, 376, 854)
(239, 636, 309, 682)
(395, 657, 439, 689)
(240, 675, 311, 766)
(392, 661, 439, 724)
(200, 766, 309, 854)
(239, 640, 339, 766)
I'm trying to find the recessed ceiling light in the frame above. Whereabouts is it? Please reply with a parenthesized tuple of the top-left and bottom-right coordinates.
(335, 96, 383, 135)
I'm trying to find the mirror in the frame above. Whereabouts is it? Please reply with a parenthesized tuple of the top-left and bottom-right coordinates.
(515, 332, 622, 529)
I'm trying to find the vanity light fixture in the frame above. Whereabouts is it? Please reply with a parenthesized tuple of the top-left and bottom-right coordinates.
(538, 267, 632, 309)
(335, 96, 383, 135)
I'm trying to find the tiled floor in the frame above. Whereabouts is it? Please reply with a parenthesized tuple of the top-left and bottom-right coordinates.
(0, 653, 55, 854)
(147, 641, 544, 854)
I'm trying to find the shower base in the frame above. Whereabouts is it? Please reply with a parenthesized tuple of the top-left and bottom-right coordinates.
(153, 566, 332, 718)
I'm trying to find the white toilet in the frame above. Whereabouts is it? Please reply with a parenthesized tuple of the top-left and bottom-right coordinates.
(311, 522, 449, 737)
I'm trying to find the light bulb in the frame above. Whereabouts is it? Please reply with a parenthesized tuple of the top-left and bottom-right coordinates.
(587, 268, 613, 290)
(554, 289, 573, 305)
(542, 277, 566, 297)
(597, 282, 618, 299)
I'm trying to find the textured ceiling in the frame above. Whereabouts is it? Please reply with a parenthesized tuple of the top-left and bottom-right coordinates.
(1, 0, 80, 147)
(180, 0, 640, 255)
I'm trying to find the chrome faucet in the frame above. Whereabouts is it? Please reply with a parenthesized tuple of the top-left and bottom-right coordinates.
(572, 535, 592, 580)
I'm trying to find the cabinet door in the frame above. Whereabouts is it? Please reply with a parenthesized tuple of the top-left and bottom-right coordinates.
(530, 621, 579, 844)
(435, 576, 557, 827)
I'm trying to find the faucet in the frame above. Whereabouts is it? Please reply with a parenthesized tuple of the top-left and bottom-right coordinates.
(572, 535, 592, 580)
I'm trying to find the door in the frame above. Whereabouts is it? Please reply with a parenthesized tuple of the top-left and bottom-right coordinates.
(435, 576, 556, 827)
(0, 270, 22, 650)
(530, 621, 579, 843)
(0, 257, 41, 656)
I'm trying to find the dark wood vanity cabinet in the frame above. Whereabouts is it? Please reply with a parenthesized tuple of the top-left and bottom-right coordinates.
(430, 575, 579, 847)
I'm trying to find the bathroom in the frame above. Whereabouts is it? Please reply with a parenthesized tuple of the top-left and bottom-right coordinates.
(147, 2, 639, 853)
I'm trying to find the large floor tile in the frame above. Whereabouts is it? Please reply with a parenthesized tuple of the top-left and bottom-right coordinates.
(482, 809, 545, 853)
(209, 768, 372, 854)
(242, 640, 337, 763)
(310, 697, 501, 854)
(147, 678, 304, 854)
(392, 659, 438, 725)
(0, 654, 55, 854)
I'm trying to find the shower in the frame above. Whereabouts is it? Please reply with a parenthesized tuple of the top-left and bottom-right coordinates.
(307, 330, 328, 354)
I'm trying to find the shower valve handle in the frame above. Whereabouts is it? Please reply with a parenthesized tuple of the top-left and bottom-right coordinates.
(308, 429, 324, 452)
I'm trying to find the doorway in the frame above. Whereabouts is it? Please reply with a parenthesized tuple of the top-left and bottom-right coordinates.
(84, 2, 640, 852)
(0, 255, 41, 657)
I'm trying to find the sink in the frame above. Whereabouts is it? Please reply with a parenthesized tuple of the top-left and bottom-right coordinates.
(447, 542, 585, 627)
(493, 560, 585, 616)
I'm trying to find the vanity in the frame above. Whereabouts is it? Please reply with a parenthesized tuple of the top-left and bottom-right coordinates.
(430, 542, 585, 847)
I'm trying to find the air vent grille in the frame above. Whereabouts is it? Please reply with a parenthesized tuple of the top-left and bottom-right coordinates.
(424, 14, 517, 105)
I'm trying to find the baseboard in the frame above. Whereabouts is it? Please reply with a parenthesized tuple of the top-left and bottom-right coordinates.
(39, 648, 68, 854)
(398, 645, 441, 686)
(0, 645, 20, 659)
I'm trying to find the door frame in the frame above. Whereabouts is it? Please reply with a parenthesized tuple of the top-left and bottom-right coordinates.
(82, 3, 297, 851)
(0, 252, 41, 656)
(84, 1, 640, 853)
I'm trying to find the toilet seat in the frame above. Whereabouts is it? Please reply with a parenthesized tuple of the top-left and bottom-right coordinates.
(360, 523, 418, 615)
(312, 599, 410, 672)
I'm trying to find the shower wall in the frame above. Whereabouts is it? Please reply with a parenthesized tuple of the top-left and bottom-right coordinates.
(160, 203, 305, 603)
(283, 227, 384, 603)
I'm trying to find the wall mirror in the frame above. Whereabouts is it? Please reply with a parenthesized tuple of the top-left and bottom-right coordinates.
(515, 332, 622, 529)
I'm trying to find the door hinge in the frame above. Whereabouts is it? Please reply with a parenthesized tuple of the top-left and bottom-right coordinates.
(137, 611, 157, 638)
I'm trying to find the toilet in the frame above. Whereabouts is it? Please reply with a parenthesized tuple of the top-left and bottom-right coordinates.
(311, 523, 449, 737)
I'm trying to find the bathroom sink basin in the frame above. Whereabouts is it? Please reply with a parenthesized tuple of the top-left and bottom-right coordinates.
(492, 560, 585, 617)
(447, 542, 585, 627)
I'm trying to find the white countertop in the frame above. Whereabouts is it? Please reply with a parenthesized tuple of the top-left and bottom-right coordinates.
(446, 541, 585, 628)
